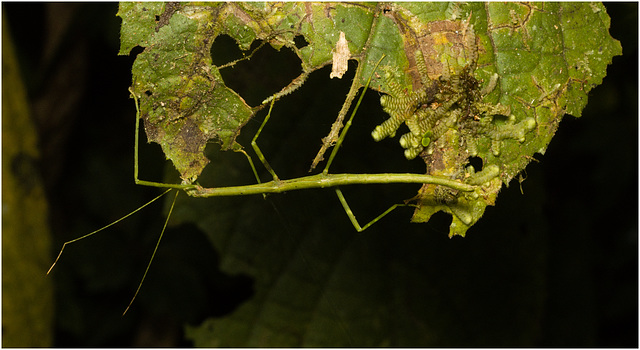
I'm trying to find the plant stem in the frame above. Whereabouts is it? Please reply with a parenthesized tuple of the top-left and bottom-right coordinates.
(188, 173, 475, 197)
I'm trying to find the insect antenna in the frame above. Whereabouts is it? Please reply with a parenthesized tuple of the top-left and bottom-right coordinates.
(46, 188, 174, 275)
(123, 189, 180, 315)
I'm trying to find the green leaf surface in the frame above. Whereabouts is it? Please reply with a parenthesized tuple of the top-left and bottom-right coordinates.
(118, 3, 621, 345)
(119, 2, 620, 235)
(117, 2, 166, 56)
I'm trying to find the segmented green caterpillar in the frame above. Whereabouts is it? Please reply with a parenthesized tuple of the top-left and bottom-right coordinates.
(399, 132, 418, 148)
(383, 69, 406, 96)
(445, 2, 463, 20)
(380, 95, 412, 114)
(464, 24, 478, 68)
(404, 146, 423, 160)
(488, 117, 536, 142)
(491, 139, 502, 156)
(466, 137, 478, 156)
(415, 108, 440, 130)
(447, 73, 464, 94)
(372, 114, 404, 141)
(414, 50, 430, 84)
(465, 164, 500, 185)
(375, 90, 428, 142)
(448, 203, 473, 225)
(373, 33, 538, 164)
(432, 109, 461, 140)
(479, 73, 499, 97)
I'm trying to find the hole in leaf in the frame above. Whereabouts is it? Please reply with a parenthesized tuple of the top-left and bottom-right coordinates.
(144, 90, 152, 97)
(210, 34, 245, 66)
(216, 39, 302, 106)
(293, 35, 309, 49)
(129, 45, 144, 61)
(468, 156, 483, 171)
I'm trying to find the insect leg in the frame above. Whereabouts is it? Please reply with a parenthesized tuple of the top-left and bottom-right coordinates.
(251, 99, 280, 182)
(129, 87, 196, 190)
(323, 55, 386, 174)
(335, 188, 415, 232)
(234, 148, 262, 185)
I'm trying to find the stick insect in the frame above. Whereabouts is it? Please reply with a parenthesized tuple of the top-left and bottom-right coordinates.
(47, 55, 477, 314)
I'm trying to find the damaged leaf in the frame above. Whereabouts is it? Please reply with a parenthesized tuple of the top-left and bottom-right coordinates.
(119, 2, 620, 234)
(118, 2, 622, 347)
(368, 2, 621, 236)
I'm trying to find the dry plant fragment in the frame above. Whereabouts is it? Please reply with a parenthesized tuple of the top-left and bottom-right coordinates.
(330, 32, 350, 79)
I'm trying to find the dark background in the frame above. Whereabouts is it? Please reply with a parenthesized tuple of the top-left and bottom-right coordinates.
(3, 3, 637, 347)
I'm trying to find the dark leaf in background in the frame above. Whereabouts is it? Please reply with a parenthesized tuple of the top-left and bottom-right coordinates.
(2, 2, 636, 347)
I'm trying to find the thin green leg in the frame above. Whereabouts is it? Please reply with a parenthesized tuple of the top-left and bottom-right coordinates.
(129, 87, 196, 190)
(325, 56, 418, 233)
(235, 147, 268, 199)
(335, 188, 416, 232)
(251, 99, 280, 182)
(235, 148, 262, 185)
(323, 55, 386, 175)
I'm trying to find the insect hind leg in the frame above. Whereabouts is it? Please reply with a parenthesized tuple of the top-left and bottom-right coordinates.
(335, 188, 416, 232)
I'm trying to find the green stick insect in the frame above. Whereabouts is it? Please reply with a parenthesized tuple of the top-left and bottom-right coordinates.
(47, 54, 477, 314)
